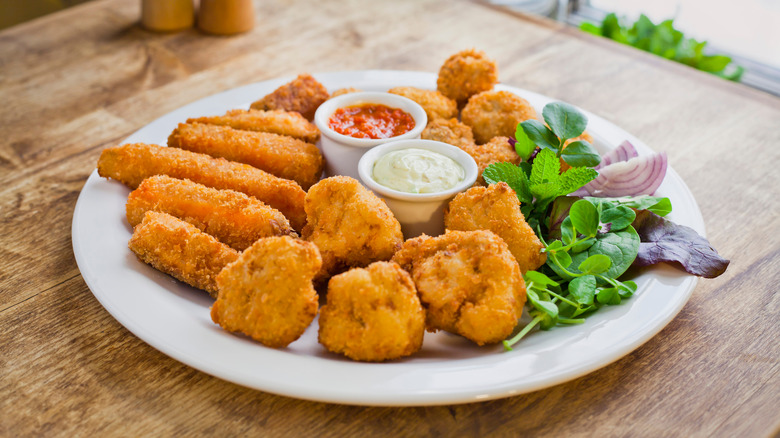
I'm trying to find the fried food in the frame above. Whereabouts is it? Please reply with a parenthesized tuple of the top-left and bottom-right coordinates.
(329, 87, 361, 98)
(318, 262, 425, 362)
(461, 90, 537, 144)
(128, 211, 239, 298)
(421, 118, 476, 150)
(468, 136, 521, 185)
(126, 175, 295, 251)
(436, 48, 498, 106)
(444, 182, 546, 273)
(211, 236, 321, 348)
(392, 230, 526, 345)
(96, 143, 307, 231)
(388, 86, 458, 121)
(187, 109, 320, 143)
(420, 121, 518, 184)
(168, 122, 323, 190)
(250, 73, 329, 121)
(302, 176, 403, 281)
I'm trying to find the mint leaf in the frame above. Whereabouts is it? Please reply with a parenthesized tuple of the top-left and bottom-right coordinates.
(543, 102, 588, 142)
(557, 167, 598, 195)
(560, 140, 601, 168)
(530, 148, 560, 186)
(483, 162, 533, 205)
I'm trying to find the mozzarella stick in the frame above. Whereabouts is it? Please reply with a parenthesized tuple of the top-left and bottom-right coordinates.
(97, 143, 307, 231)
(168, 123, 323, 190)
(127, 175, 295, 251)
(128, 211, 239, 298)
(187, 109, 320, 143)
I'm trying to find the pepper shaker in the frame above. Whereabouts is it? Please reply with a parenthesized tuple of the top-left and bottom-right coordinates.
(141, 0, 195, 32)
(198, 0, 256, 35)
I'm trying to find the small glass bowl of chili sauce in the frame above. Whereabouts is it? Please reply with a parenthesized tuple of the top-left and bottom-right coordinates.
(314, 92, 427, 179)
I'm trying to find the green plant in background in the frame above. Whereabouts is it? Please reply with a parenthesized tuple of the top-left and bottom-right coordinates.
(580, 13, 744, 81)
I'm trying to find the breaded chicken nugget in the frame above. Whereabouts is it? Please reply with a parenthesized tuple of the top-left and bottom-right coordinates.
(302, 176, 404, 281)
(211, 236, 321, 348)
(96, 143, 307, 231)
(468, 136, 521, 185)
(187, 109, 320, 143)
(421, 118, 476, 150)
(329, 87, 361, 98)
(444, 182, 546, 273)
(250, 73, 329, 121)
(127, 175, 294, 251)
(392, 230, 526, 346)
(168, 122, 323, 190)
(437, 49, 498, 106)
(461, 90, 538, 144)
(128, 211, 239, 298)
(388, 86, 458, 122)
(318, 262, 425, 362)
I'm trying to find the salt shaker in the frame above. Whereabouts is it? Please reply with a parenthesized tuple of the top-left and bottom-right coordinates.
(141, 0, 195, 32)
(198, 0, 256, 35)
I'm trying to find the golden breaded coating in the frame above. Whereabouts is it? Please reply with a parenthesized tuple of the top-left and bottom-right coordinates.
(329, 87, 361, 98)
(211, 236, 321, 348)
(126, 175, 295, 251)
(437, 49, 498, 106)
(461, 90, 538, 144)
(421, 118, 476, 150)
(187, 109, 320, 143)
(128, 211, 239, 298)
(444, 182, 546, 273)
(250, 73, 329, 121)
(96, 143, 307, 231)
(302, 176, 404, 281)
(318, 262, 425, 362)
(168, 123, 323, 190)
(388, 86, 458, 121)
(392, 230, 526, 346)
(467, 136, 521, 185)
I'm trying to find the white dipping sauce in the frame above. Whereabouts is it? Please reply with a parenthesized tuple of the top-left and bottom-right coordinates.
(372, 148, 465, 194)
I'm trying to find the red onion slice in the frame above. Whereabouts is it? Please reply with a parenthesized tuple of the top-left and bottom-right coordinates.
(574, 152, 667, 197)
(594, 140, 638, 170)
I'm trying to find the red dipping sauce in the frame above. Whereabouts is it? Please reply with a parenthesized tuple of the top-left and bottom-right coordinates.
(328, 104, 415, 139)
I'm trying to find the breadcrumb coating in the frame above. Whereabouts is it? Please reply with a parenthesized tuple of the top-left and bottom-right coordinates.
(445, 182, 546, 273)
(421, 118, 476, 150)
(250, 73, 329, 121)
(318, 262, 425, 361)
(437, 49, 498, 106)
(128, 211, 239, 298)
(187, 109, 320, 143)
(168, 122, 323, 190)
(211, 236, 322, 348)
(302, 176, 403, 281)
(388, 86, 458, 122)
(461, 90, 537, 144)
(468, 136, 521, 185)
(126, 175, 295, 251)
(392, 230, 526, 345)
(96, 143, 307, 231)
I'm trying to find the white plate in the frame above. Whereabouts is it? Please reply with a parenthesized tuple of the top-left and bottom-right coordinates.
(72, 71, 703, 406)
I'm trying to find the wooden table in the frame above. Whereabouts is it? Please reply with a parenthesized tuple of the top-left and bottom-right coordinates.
(2, 0, 778, 435)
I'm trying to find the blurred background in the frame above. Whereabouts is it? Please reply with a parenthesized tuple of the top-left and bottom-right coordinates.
(1, 0, 778, 95)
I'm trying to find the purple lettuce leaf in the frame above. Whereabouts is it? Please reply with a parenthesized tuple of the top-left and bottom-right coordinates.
(632, 210, 729, 278)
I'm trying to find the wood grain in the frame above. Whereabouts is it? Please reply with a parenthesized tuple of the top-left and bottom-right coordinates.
(1, 0, 778, 436)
